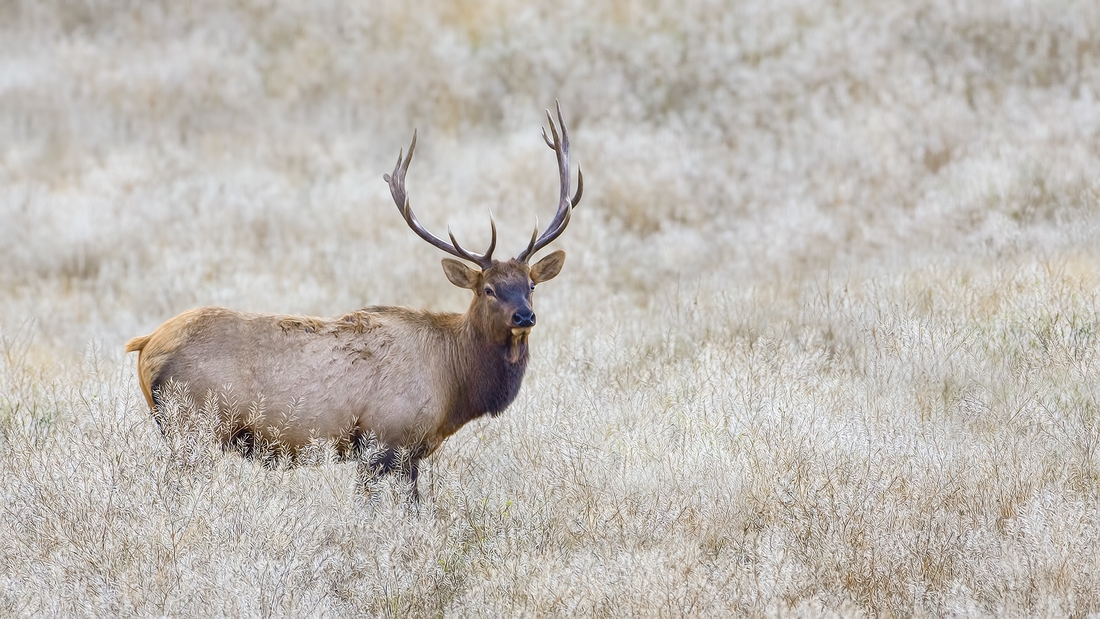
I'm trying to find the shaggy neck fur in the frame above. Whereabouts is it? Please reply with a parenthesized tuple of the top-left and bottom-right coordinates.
(447, 318, 530, 432)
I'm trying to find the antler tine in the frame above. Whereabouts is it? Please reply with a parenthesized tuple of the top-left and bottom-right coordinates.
(384, 130, 495, 270)
(382, 129, 416, 211)
(484, 208, 497, 259)
(517, 101, 582, 263)
(542, 109, 559, 150)
(445, 210, 496, 267)
(524, 216, 539, 255)
(572, 166, 584, 207)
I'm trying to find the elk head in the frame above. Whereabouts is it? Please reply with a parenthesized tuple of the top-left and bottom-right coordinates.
(383, 103, 583, 349)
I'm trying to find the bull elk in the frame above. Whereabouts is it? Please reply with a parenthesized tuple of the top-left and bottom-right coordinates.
(126, 104, 582, 502)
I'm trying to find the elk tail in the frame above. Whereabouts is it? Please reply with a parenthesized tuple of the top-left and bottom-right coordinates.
(125, 334, 157, 410)
(125, 335, 151, 353)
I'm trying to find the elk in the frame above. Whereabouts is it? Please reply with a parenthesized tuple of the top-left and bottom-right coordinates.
(126, 104, 582, 502)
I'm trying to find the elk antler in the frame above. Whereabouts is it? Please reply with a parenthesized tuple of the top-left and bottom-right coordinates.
(516, 101, 583, 264)
(384, 130, 497, 270)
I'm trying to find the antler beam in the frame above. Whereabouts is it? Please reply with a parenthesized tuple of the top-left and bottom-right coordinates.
(516, 101, 583, 264)
(383, 130, 497, 270)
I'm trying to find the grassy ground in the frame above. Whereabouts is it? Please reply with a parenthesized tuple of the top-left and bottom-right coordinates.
(2, 0, 1099, 615)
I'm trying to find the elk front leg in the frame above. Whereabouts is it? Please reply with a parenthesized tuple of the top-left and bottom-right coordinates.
(356, 446, 421, 504)
(356, 446, 396, 500)
(405, 456, 422, 505)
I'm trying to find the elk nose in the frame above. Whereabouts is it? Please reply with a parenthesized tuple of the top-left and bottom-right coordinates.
(512, 310, 536, 328)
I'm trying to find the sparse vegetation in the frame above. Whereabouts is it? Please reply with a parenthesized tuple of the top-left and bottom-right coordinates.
(2, 0, 1099, 616)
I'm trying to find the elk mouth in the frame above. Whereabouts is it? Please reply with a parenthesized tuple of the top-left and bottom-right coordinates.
(506, 328, 530, 363)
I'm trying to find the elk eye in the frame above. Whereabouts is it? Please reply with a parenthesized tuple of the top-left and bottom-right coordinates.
(484, 287, 495, 296)
(530, 283, 536, 291)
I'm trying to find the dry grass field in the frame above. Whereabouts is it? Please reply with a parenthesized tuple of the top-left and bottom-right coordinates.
(2, 0, 1100, 616)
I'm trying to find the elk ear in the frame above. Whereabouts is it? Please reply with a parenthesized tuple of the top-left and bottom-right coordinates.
(529, 250, 566, 284)
(441, 258, 479, 289)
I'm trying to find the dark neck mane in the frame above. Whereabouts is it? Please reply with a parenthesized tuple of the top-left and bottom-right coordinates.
(447, 326, 530, 432)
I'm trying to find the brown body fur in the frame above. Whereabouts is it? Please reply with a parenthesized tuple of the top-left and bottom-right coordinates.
(126, 255, 563, 499)
(127, 306, 507, 458)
